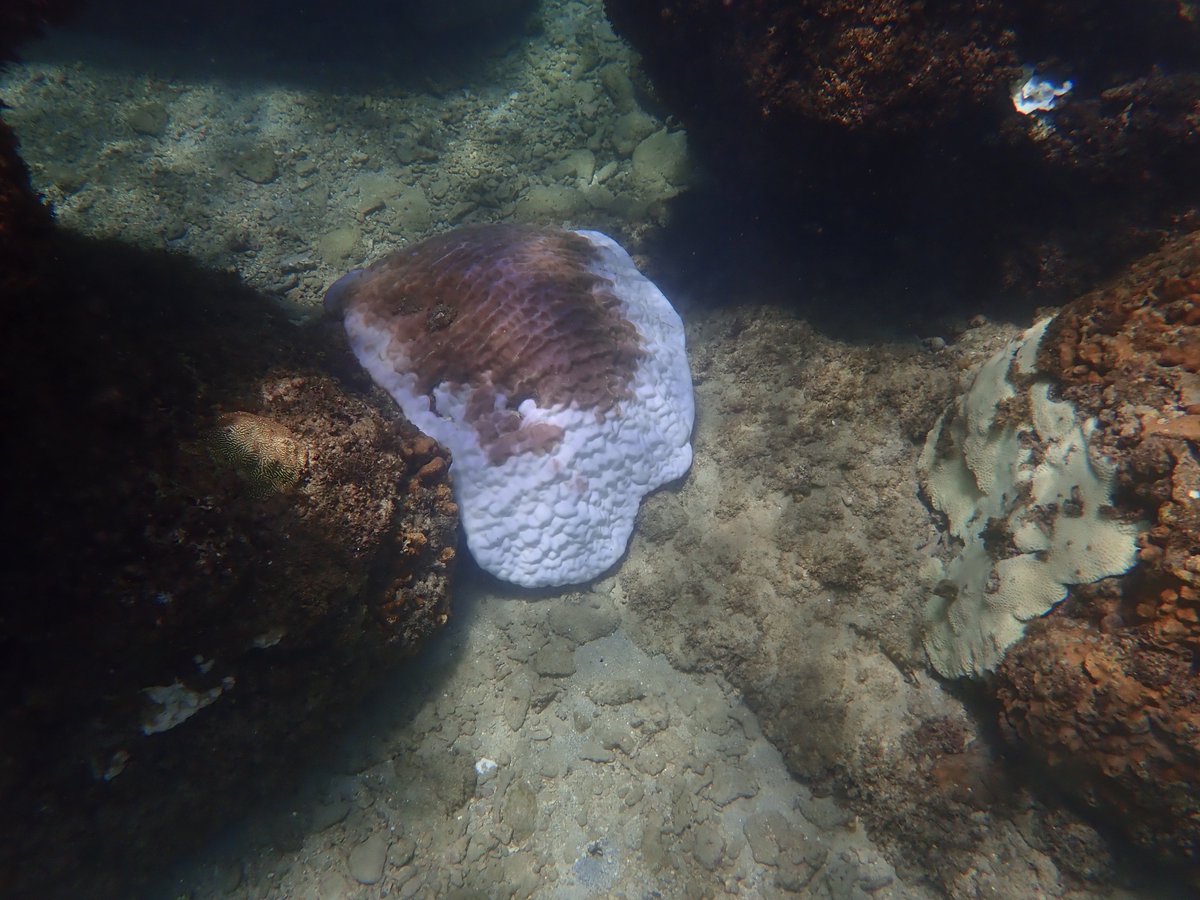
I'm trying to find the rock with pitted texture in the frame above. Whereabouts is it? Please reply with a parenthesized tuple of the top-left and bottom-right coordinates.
(326, 224, 695, 588)
(988, 231, 1200, 878)
(603, 0, 1200, 301)
(1, 236, 458, 899)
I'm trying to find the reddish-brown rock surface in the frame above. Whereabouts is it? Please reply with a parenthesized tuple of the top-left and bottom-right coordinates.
(604, 0, 1200, 301)
(995, 232, 1200, 875)
(0, 235, 459, 898)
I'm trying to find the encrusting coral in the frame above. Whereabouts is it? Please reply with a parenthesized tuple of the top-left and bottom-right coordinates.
(207, 411, 308, 498)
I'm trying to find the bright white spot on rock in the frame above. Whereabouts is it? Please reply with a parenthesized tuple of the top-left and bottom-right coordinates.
(102, 750, 130, 781)
(1013, 74, 1073, 115)
(253, 628, 285, 648)
(140, 676, 235, 735)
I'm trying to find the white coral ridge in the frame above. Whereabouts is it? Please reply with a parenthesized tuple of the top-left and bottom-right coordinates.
(918, 319, 1143, 678)
(342, 230, 694, 588)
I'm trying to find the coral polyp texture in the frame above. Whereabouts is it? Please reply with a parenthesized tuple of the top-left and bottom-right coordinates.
(326, 224, 695, 588)
(207, 411, 308, 497)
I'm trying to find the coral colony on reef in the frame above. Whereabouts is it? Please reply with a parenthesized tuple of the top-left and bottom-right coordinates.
(325, 224, 695, 588)
(919, 319, 1143, 677)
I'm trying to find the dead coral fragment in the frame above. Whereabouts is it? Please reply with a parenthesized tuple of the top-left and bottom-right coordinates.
(208, 412, 307, 497)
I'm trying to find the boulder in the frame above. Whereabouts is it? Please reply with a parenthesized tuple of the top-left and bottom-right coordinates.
(0, 234, 458, 898)
(603, 0, 1200, 300)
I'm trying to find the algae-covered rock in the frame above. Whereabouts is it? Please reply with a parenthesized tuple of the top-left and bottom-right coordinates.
(125, 101, 168, 137)
(992, 231, 1200, 879)
(1, 234, 458, 898)
(632, 129, 689, 189)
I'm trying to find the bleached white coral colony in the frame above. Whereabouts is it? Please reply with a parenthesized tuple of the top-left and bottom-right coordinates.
(918, 320, 1143, 677)
(326, 225, 694, 588)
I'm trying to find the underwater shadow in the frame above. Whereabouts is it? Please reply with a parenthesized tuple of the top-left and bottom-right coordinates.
(20, 0, 542, 93)
(144, 611, 473, 900)
(0, 229, 465, 899)
(638, 184, 1054, 346)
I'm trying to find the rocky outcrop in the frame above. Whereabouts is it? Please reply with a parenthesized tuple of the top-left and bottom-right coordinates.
(603, 0, 1200, 301)
(0, 0, 81, 301)
(993, 232, 1200, 878)
(0, 236, 459, 898)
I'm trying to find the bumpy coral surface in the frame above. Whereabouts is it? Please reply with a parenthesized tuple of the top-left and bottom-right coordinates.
(327, 224, 694, 588)
(919, 318, 1144, 678)
(604, 0, 1200, 300)
(994, 231, 1200, 876)
(1, 234, 458, 898)
(326, 225, 645, 463)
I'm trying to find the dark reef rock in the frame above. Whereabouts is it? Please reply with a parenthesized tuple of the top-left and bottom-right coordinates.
(0, 116, 49, 297)
(846, 231, 1199, 892)
(603, 0, 1200, 304)
(994, 232, 1200, 879)
(1, 7, 460, 896)
(0, 236, 459, 899)
(1, 0, 82, 300)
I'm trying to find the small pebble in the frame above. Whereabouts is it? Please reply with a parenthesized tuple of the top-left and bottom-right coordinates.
(348, 832, 390, 885)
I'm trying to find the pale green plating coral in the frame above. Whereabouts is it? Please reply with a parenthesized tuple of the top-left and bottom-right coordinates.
(918, 319, 1144, 678)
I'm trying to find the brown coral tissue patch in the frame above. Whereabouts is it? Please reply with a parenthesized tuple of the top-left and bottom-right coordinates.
(329, 223, 644, 461)
(207, 411, 308, 497)
(995, 229, 1200, 879)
